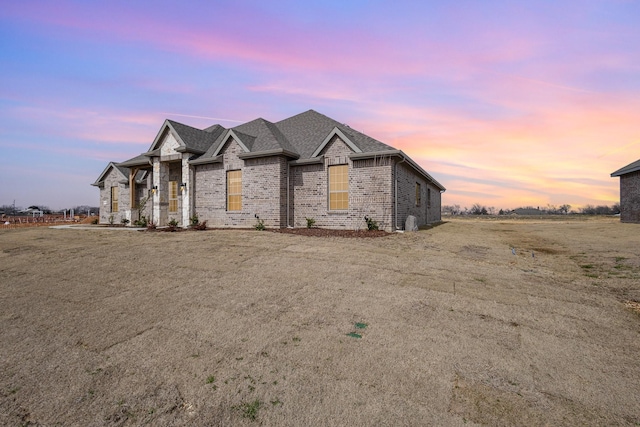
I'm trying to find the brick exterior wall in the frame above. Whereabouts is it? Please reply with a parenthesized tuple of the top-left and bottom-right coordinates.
(291, 136, 393, 230)
(190, 135, 443, 231)
(101, 131, 443, 231)
(291, 136, 395, 230)
(98, 169, 129, 224)
(98, 168, 152, 225)
(394, 161, 442, 229)
(193, 138, 287, 228)
(620, 171, 640, 223)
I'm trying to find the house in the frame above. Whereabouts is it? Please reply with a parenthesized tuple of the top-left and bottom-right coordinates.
(510, 208, 543, 216)
(92, 110, 445, 231)
(611, 158, 640, 223)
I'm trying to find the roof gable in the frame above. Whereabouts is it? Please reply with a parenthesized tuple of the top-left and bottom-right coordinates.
(146, 120, 223, 156)
(311, 127, 362, 157)
(212, 129, 253, 156)
(92, 162, 129, 186)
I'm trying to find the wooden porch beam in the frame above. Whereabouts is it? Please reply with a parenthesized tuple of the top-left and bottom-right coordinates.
(129, 167, 140, 209)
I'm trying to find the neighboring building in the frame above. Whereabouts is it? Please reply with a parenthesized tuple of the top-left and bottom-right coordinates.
(92, 110, 445, 231)
(611, 158, 640, 223)
(510, 208, 543, 216)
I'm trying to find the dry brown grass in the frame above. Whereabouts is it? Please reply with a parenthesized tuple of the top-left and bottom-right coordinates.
(1, 216, 639, 426)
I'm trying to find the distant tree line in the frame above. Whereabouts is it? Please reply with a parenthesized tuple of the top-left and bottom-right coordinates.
(0, 204, 99, 216)
(442, 203, 620, 216)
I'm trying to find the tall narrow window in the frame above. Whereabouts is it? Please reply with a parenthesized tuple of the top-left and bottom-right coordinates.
(227, 170, 242, 211)
(427, 188, 432, 208)
(111, 186, 119, 212)
(169, 181, 178, 213)
(416, 183, 422, 207)
(329, 164, 348, 210)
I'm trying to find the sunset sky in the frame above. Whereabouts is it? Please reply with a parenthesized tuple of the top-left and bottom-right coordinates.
(1, 1, 639, 211)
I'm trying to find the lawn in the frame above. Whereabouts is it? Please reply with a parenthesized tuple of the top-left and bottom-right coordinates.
(1, 217, 639, 426)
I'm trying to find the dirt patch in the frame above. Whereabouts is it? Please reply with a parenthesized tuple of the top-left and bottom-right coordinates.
(624, 300, 640, 314)
(271, 227, 390, 238)
(1, 217, 639, 425)
(142, 227, 391, 238)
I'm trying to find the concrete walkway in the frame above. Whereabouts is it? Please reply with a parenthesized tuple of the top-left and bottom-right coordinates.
(49, 225, 145, 231)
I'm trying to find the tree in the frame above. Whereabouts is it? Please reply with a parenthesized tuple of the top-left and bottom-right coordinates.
(579, 204, 618, 215)
(470, 203, 488, 215)
(442, 205, 462, 215)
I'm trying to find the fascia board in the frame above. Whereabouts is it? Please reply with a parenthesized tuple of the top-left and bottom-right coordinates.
(289, 155, 324, 166)
(238, 149, 299, 160)
(611, 160, 640, 177)
(190, 155, 223, 165)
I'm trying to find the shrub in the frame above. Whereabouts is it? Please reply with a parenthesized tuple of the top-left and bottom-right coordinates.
(364, 216, 379, 231)
(121, 218, 130, 226)
(254, 219, 265, 231)
(133, 216, 148, 227)
(192, 220, 207, 230)
(108, 214, 114, 225)
(305, 217, 316, 228)
(168, 218, 179, 227)
(190, 214, 199, 227)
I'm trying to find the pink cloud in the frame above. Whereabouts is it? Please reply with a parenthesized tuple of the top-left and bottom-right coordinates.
(7, 104, 160, 145)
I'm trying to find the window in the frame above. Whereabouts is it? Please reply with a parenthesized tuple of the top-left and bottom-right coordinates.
(427, 188, 432, 208)
(227, 170, 242, 211)
(169, 181, 178, 213)
(416, 183, 421, 207)
(329, 164, 348, 210)
(111, 186, 119, 212)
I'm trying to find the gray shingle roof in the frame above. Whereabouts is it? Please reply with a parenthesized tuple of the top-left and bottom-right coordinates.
(275, 110, 394, 159)
(144, 110, 397, 161)
(232, 118, 298, 154)
(104, 110, 442, 189)
(118, 153, 152, 168)
(92, 162, 146, 186)
(167, 120, 223, 153)
(611, 158, 640, 177)
(93, 110, 444, 191)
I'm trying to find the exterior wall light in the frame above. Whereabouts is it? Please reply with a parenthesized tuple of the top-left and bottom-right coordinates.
(180, 183, 187, 192)
(151, 185, 158, 194)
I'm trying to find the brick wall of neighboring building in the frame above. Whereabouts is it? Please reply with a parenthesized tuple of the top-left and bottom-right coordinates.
(620, 171, 640, 223)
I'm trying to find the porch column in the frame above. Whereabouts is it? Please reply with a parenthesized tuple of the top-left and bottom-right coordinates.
(152, 159, 170, 225)
(181, 156, 190, 227)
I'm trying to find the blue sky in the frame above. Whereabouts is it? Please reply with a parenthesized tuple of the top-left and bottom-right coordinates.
(1, 0, 639, 210)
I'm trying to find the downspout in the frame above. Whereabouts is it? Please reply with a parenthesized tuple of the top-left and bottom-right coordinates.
(286, 162, 290, 228)
(394, 155, 406, 231)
